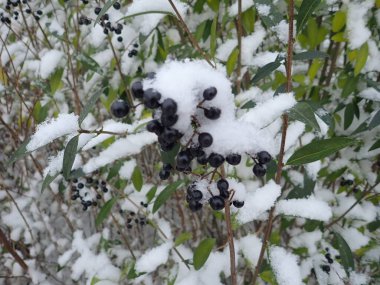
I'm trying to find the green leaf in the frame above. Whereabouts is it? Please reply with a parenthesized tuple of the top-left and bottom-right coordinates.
(79, 88, 104, 126)
(153, 180, 184, 213)
(193, 238, 215, 270)
(293, 51, 328, 61)
(8, 138, 31, 165)
(131, 167, 143, 192)
(354, 43, 368, 76)
(95, 197, 117, 227)
(296, 0, 321, 34)
(90, 276, 101, 285)
(42, 173, 59, 192)
(332, 10, 346, 32)
(146, 186, 158, 204)
(226, 48, 239, 76)
(251, 60, 282, 84)
(287, 173, 315, 198)
(287, 137, 356, 165)
(369, 139, 380, 151)
(62, 135, 79, 179)
(241, 100, 256, 109)
(368, 110, 380, 130)
(344, 103, 354, 130)
(174, 232, 192, 246)
(117, 10, 174, 22)
(161, 143, 180, 166)
(77, 54, 102, 75)
(288, 102, 321, 131)
(206, 0, 219, 12)
(94, 0, 117, 26)
(210, 15, 217, 57)
(334, 232, 355, 275)
(342, 76, 358, 98)
(49, 68, 64, 94)
(367, 220, 380, 232)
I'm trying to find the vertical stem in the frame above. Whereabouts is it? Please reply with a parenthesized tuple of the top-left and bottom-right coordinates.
(251, 0, 294, 283)
(0, 228, 28, 271)
(225, 201, 237, 285)
(236, 0, 243, 92)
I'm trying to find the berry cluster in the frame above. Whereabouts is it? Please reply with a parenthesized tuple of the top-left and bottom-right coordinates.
(128, 43, 139, 57)
(320, 247, 335, 274)
(69, 177, 110, 211)
(120, 209, 147, 229)
(110, 99, 130, 118)
(340, 177, 354, 187)
(1, 0, 42, 23)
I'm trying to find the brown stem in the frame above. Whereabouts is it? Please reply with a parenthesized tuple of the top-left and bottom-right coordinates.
(251, 0, 294, 283)
(167, 0, 215, 68)
(0, 228, 28, 271)
(236, 0, 243, 92)
(225, 201, 237, 285)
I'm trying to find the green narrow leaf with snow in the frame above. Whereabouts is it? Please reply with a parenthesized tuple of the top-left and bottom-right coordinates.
(193, 238, 215, 270)
(296, 0, 321, 34)
(344, 103, 354, 130)
(251, 60, 282, 84)
(146, 186, 157, 203)
(354, 43, 368, 76)
(152, 180, 183, 213)
(369, 139, 380, 151)
(210, 15, 217, 57)
(41, 173, 59, 193)
(288, 102, 321, 131)
(334, 232, 355, 275)
(226, 48, 239, 76)
(368, 110, 380, 130)
(287, 137, 356, 165)
(131, 166, 143, 192)
(62, 135, 79, 179)
(95, 197, 117, 227)
(8, 138, 31, 165)
(293, 51, 328, 61)
(174, 232, 192, 246)
(79, 88, 104, 125)
(77, 53, 103, 75)
(49, 68, 64, 94)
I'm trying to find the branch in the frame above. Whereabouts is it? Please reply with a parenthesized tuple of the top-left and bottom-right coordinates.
(225, 201, 237, 285)
(251, 0, 294, 283)
(0, 228, 28, 271)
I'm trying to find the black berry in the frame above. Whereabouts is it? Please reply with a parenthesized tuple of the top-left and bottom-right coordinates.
(209, 196, 225, 211)
(198, 132, 213, 148)
(161, 113, 178, 127)
(226, 153, 241, 165)
(204, 107, 221, 120)
(253, 164, 266, 177)
(159, 169, 170, 180)
(257, 151, 272, 164)
(188, 200, 202, 212)
(203, 87, 217, 100)
(113, 2, 121, 9)
(190, 190, 203, 202)
(233, 200, 244, 208)
(143, 88, 161, 109)
(217, 179, 229, 192)
(131, 81, 144, 99)
(161, 98, 177, 115)
(147, 119, 163, 135)
(197, 151, 208, 165)
(208, 153, 225, 168)
(110, 100, 130, 118)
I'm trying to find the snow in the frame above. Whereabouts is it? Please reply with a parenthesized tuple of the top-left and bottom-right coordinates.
(237, 234, 262, 266)
(269, 246, 303, 285)
(256, 4, 270, 16)
(276, 197, 332, 221)
(83, 132, 156, 173)
(119, 159, 137, 180)
(135, 242, 172, 273)
(237, 180, 281, 224)
(340, 228, 370, 251)
(27, 113, 79, 151)
(39, 50, 64, 79)
(346, 0, 374, 49)
(358, 87, 380, 101)
(228, 0, 254, 17)
(289, 230, 322, 254)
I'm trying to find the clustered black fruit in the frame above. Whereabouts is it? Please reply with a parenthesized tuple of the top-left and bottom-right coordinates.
(110, 99, 130, 118)
(319, 248, 335, 274)
(128, 44, 139, 57)
(1, 0, 42, 23)
(340, 177, 354, 186)
(94, 4, 125, 40)
(69, 177, 110, 211)
(252, 151, 272, 177)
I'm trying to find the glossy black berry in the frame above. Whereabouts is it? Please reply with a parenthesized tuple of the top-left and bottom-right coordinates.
(161, 113, 178, 127)
(94, 7, 101, 14)
(159, 169, 170, 180)
(226, 153, 241, 165)
(117, 36, 123, 42)
(176, 151, 191, 168)
(147, 119, 163, 135)
(204, 107, 221, 120)
(159, 128, 180, 144)
(161, 98, 177, 115)
(77, 183, 84, 189)
(131, 81, 144, 99)
(257, 151, 272, 164)
(219, 188, 230, 199)
(217, 179, 229, 192)
(208, 153, 225, 168)
(253, 164, 266, 177)
(203, 87, 217, 100)
(198, 132, 213, 148)
(188, 200, 202, 212)
(233, 200, 244, 208)
(111, 100, 130, 118)
(197, 151, 208, 165)
(190, 190, 203, 202)
(143, 88, 161, 109)
(163, 163, 173, 171)
(209, 196, 225, 211)
(321, 265, 330, 273)
(113, 2, 121, 9)
(189, 144, 203, 158)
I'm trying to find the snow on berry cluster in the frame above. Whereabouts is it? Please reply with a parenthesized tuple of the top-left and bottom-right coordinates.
(114, 60, 278, 212)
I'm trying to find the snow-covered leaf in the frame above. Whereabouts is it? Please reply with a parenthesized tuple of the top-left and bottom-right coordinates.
(333, 232, 355, 275)
(296, 0, 321, 34)
(153, 180, 184, 213)
(95, 198, 117, 227)
(62, 135, 79, 179)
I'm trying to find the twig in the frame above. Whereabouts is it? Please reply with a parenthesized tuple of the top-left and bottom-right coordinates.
(251, 0, 294, 283)
(225, 201, 237, 285)
(0, 228, 28, 271)
(167, 0, 216, 68)
(236, 0, 243, 92)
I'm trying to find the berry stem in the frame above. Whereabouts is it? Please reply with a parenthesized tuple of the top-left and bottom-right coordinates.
(224, 196, 237, 285)
(251, 0, 294, 283)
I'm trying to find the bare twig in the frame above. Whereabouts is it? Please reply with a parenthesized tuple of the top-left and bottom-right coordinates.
(251, 0, 294, 283)
(0, 228, 28, 271)
(236, 0, 243, 92)
(225, 201, 237, 285)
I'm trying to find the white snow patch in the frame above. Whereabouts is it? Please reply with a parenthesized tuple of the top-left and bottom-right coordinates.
(340, 228, 370, 251)
(39, 50, 64, 79)
(269, 246, 303, 285)
(135, 242, 172, 273)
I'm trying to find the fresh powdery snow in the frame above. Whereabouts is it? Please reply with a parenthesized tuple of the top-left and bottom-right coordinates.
(135, 242, 172, 273)
(27, 113, 79, 151)
(269, 246, 303, 285)
(39, 49, 64, 79)
(276, 197, 332, 221)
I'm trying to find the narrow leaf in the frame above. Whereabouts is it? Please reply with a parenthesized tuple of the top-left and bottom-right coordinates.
(41, 173, 59, 192)
(210, 16, 217, 57)
(296, 0, 321, 34)
(174, 232, 192, 246)
(146, 186, 158, 204)
(95, 197, 117, 227)
(288, 102, 321, 131)
(287, 137, 356, 165)
(226, 48, 239, 76)
(369, 139, 380, 151)
(131, 167, 143, 192)
(62, 135, 79, 179)
(161, 143, 180, 166)
(368, 110, 380, 130)
(334, 232, 355, 275)
(251, 60, 282, 84)
(344, 103, 354, 130)
(79, 88, 104, 125)
(8, 138, 30, 165)
(293, 51, 328, 61)
(354, 43, 368, 76)
(153, 180, 183, 213)
(193, 238, 215, 270)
